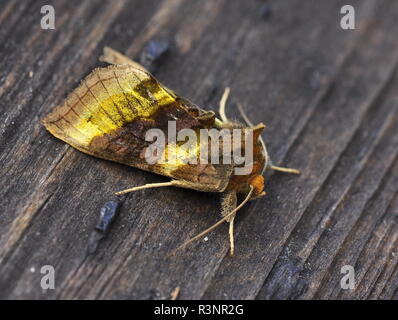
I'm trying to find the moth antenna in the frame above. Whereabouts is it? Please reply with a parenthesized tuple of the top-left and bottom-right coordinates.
(219, 87, 231, 123)
(115, 181, 176, 195)
(236, 104, 300, 175)
(237, 103, 269, 174)
(270, 165, 301, 175)
(237, 102, 254, 127)
(170, 186, 254, 255)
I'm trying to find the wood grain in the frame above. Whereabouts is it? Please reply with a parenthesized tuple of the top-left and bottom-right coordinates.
(0, 0, 397, 299)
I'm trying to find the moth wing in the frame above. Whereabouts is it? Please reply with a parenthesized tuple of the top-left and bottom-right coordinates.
(42, 64, 233, 192)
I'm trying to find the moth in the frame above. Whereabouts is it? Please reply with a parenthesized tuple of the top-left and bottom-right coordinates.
(42, 47, 299, 255)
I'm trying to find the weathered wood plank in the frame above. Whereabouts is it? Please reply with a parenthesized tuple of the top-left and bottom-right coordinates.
(0, 0, 396, 299)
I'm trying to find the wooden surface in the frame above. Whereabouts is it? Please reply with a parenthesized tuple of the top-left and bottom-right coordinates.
(0, 0, 397, 300)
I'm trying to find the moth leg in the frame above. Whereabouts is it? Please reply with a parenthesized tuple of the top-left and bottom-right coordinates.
(170, 186, 254, 255)
(100, 46, 148, 72)
(221, 190, 238, 256)
(219, 87, 231, 123)
(115, 181, 177, 195)
(228, 217, 236, 256)
(170, 286, 180, 300)
(270, 165, 300, 175)
(115, 179, 224, 196)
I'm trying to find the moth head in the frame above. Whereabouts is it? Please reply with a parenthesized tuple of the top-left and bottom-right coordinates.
(249, 175, 266, 198)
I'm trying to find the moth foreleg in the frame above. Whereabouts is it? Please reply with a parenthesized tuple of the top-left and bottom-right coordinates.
(115, 180, 176, 195)
(270, 165, 300, 175)
(221, 190, 238, 256)
(170, 186, 254, 256)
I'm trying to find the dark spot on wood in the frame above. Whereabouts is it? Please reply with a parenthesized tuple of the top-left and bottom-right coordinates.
(259, 3, 272, 20)
(87, 200, 122, 255)
(139, 40, 171, 73)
